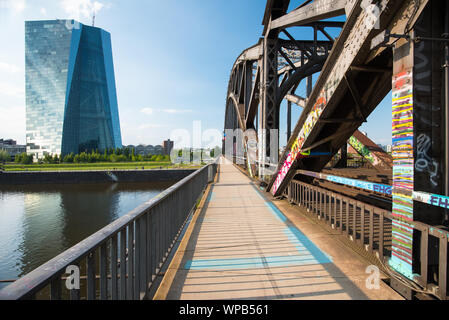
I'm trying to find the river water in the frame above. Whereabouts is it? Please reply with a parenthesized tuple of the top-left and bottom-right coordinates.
(0, 181, 175, 290)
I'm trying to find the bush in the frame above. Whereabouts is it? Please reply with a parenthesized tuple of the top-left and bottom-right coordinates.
(43, 154, 53, 164)
(63, 153, 74, 163)
(0, 150, 10, 162)
(15, 152, 34, 165)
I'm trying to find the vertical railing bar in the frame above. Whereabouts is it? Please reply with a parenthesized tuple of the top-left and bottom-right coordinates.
(420, 228, 429, 289)
(360, 204, 365, 245)
(131, 219, 141, 300)
(50, 276, 62, 300)
(305, 186, 308, 211)
(328, 193, 332, 225)
(111, 234, 118, 300)
(146, 212, 151, 289)
(127, 223, 134, 300)
(139, 215, 147, 299)
(339, 197, 343, 231)
(352, 202, 356, 240)
(134, 218, 141, 300)
(438, 237, 447, 300)
(119, 228, 127, 300)
(87, 251, 96, 300)
(379, 213, 384, 262)
(333, 195, 336, 228)
(164, 198, 169, 260)
(150, 210, 156, 282)
(100, 243, 108, 300)
(70, 261, 80, 300)
(346, 201, 350, 236)
(156, 204, 162, 271)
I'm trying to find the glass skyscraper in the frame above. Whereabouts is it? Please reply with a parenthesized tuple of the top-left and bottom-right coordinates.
(25, 20, 122, 159)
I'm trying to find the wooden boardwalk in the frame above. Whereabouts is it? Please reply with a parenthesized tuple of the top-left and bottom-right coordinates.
(154, 159, 402, 300)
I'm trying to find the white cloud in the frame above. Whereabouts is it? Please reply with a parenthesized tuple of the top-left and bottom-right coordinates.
(140, 107, 193, 115)
(40, 7, 47, 15)
(164, 108, 193, 114)
(60, 0, 107, 21)
(140, 107, 153, 115)
(0, 82, 24, 98)
(0, 62, 21, 74)
(0, 106, 25, 143)
(0, 0, 26, 12)
(137, 124, 168, 130)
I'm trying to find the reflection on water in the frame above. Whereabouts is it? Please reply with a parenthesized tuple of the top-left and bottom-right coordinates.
(0, 181, 174, 289)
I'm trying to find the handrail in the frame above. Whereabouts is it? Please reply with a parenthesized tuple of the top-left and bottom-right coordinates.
(0, 160, 219, 300)
(286, 179, 448, 300)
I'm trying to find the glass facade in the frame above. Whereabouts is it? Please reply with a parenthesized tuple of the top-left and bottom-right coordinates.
(25, 20, 122, 159)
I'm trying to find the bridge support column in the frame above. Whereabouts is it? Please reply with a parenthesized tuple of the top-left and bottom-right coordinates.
(390, 39, 415, 279)
(391, 0, 447, 283)
(259, 37, 279, 179)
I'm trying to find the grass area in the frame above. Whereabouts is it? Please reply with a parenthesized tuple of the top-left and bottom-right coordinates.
(1, 162, 203, 172)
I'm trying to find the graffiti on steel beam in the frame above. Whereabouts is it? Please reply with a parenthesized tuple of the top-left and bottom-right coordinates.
(297, 170, 392, 196)
(413, 191, 449, 210)
(271, 1, 390, 196)
(415, 133, 439, 187)
(390, 68, 414, 279)
(271, 94, 327, 194)
(348, 135, 382, 167)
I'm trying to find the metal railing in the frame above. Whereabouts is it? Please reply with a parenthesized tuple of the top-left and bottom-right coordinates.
(285, 179, 448, 300)
(0, 162, 218, 300)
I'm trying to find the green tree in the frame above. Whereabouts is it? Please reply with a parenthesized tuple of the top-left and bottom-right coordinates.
(63, 153, 74, 163)
(0, 150, 11, 162)
(123, 147, 130, 158)
(43, 154, 53, 164)
(15, 153, 33, 164)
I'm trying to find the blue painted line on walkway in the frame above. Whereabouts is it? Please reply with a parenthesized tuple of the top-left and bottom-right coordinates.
(284, 227, 332, 264)
(265, 202, 287, 222)
(253, 185, 332, 264)
(206, 192, 215, 202)
(184, 254, 324, 270)
(185, 178, 332, 271)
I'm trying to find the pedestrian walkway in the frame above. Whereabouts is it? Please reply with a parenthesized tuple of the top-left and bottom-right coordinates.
(154, 159, 402, 300)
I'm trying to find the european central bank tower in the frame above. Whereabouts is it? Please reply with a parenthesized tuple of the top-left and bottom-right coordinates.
(25, 20, 122, 159)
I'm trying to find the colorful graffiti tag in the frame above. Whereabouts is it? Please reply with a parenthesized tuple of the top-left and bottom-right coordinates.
(348, 136, 381, 167)
(413, 191, 449, 209)
(297, 170, 392, 196)
(390, 69, 414, 279)
(271, 95, 327, 195)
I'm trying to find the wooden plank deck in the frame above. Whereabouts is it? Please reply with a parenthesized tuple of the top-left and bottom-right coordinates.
(154, 159, 402, 300)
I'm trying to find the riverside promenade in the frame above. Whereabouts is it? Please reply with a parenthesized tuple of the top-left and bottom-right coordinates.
(154, 158, 402, 300)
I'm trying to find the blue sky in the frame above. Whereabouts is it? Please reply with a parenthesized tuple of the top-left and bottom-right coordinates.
(0, 0, 392, 148)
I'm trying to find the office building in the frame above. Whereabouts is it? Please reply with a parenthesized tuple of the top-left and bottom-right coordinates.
(25, 19, 122, 159)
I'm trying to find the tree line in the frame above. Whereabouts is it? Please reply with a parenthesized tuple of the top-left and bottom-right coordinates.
(11, 148, 171, 165)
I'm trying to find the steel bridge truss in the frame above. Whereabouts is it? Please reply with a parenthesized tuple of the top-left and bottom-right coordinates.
(224, 0, 449, 300)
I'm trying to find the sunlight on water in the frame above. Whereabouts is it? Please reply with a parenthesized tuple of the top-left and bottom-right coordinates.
(0, 181, 174, 289)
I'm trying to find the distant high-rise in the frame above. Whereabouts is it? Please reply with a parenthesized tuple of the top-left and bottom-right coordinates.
(163, 139, 174, 155)
(25, 20, 122, 159)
